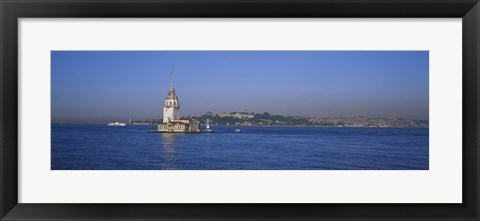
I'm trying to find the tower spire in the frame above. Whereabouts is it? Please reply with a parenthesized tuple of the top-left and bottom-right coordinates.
(170, 66, 173, 90)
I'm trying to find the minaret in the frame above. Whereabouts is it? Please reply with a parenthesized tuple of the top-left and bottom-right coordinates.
(163, 67, 180, 123)
(170, 66, 173, 90)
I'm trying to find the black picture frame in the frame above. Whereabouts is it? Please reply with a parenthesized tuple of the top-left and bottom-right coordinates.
(1, 0, 479, 220)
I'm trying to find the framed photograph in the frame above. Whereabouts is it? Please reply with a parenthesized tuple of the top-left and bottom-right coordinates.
(1, 0, 479, 220)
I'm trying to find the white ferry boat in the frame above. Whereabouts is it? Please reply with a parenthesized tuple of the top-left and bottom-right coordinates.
(107, 122, 126, 126)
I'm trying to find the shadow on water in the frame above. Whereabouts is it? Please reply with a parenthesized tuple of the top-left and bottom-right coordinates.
(160, 133, 178, 169)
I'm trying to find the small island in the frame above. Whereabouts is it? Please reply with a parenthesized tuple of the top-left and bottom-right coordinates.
(149, 69, 209, 133)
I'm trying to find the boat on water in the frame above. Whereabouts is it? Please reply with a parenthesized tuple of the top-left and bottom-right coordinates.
(108, 122, 126, 126)
(234, 129, 241, 133)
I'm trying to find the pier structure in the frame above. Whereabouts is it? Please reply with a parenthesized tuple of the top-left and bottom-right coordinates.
(157, 68, 200, 133)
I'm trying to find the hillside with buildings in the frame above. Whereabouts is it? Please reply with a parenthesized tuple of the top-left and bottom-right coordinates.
(183, 112, 428, 128)
(132, 112, 428, 128)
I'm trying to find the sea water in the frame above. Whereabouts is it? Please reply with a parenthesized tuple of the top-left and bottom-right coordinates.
(51, 124, 428, 170)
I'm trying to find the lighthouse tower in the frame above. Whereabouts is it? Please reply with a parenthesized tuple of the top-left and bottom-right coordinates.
(163, 68, 179, 123)
(156, 67, 200, 132)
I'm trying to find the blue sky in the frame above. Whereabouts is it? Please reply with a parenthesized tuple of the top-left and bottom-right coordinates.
(51, 51, 428, 123)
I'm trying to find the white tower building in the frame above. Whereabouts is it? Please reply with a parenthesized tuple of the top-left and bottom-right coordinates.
(163, 68, 179, 123)
(157, 67, 200, 133)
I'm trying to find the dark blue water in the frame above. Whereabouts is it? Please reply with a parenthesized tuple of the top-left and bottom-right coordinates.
(51, 124, 429, 170)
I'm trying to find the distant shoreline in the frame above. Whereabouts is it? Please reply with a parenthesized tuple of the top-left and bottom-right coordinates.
(204, 124, 429, 129)
(51, 122, 428, 129)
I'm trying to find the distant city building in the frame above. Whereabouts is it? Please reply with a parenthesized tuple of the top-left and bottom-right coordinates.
(217, 112, 255, 119)
(157, 68, 200, 132)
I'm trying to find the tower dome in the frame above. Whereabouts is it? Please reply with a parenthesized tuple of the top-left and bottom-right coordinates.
(165, 88, 178, 100)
